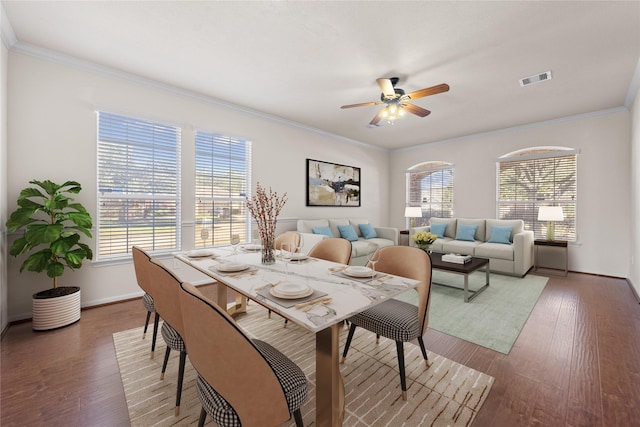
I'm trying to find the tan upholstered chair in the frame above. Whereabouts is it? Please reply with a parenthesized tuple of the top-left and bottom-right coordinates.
(273, 231, 301, 250)
(341, 245, 433, 400)
(146, 258, 188, 416)
(132, 246, 160, 358)
(178, 282, 308, 427)
(308, 237, 352, 265)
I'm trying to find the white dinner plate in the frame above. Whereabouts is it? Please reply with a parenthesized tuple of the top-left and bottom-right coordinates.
(273, 282, 309, 295)
(185, 249, 216, 258)
(216, 262, 249, 273)
(343, 266, 374, 278)
(290, 253, 308, 261)
(241, 244, 262, 251)
(270, 285, 314, 300)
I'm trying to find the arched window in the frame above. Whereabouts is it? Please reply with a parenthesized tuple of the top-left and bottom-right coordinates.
(496, 147, 578, 241)
(406, 161, 454, 227)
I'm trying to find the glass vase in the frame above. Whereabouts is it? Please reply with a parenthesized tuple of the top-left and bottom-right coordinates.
(417, 243, 432, 253)
(261, 234, 276, 265)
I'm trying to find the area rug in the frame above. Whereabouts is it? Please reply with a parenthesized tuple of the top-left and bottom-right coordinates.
(113, 304, 494, 426)
(395, 271, 548, 354)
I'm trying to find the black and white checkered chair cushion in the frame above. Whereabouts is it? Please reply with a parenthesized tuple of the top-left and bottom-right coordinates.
(196, 339, 307, 426)
(348, 299, 420, 342)
(160, 322, 185, 352)
(142, 293, 155, 312)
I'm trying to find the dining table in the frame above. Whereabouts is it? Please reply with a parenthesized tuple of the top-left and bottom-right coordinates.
(175, 245, 421, 427)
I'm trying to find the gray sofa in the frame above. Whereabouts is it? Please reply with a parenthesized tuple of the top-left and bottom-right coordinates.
(297, 218, 398, 266)
(410, 217, 534, 277)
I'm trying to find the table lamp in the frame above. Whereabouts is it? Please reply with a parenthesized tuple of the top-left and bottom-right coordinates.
(405, 207, 422, 228)
(537, 206, 564, 241)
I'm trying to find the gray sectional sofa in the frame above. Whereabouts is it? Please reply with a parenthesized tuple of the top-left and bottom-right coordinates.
(410, 217, 534, 277)
(297, 218, 398, 266)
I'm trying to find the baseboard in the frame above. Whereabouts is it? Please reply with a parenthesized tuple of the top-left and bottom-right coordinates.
(627, 278, 640, 304)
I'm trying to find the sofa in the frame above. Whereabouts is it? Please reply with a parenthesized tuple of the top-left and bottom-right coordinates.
(297, 218, 398, 266)
(410, 217, 534, 277)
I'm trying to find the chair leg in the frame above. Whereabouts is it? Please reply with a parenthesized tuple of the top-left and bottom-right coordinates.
(160, 347, 171, 380)
(143, 311, 151, 338)
(376, 333, 380, 344)
(175, 350, 186, 416)
(417, 336, 429, 361)
(151, 312, 160, 359)
(198, 407, 207, 427)
(293, 408, 304, 427)
(341, 323, 357, 363)
(395, 341, 407, 401)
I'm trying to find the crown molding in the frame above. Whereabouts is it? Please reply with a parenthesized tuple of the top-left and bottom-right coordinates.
(7, 39, 385, 152)
(0, 3, 17, 49)
(396, 107, 628, 153)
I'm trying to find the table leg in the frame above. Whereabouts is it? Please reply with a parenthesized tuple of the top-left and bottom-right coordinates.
(216, 285, 247, 317)
(464, 275, 469, 303)
(316, 323, 345, 427)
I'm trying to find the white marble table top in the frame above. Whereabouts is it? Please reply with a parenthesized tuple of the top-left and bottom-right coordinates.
(175, 247, 421, 333)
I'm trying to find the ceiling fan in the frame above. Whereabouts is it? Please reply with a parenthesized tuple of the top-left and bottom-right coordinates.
(340, 77, 450, 126)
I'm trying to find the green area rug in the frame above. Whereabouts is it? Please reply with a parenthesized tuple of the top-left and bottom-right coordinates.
(395, 271, 548, 354)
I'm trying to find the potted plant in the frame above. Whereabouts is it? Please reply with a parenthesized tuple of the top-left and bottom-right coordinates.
(6, 180, 93, 331)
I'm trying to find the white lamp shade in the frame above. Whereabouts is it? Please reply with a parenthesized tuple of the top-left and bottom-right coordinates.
(405, 207, 422, 218)
(537, 206, 564, 221)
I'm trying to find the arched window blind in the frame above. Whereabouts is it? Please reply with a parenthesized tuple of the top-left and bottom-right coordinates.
(406, 161, 454, 227)
(97, 111, 181, 259)
(497, 147, 578, 241)
(195, 131, 252, 247)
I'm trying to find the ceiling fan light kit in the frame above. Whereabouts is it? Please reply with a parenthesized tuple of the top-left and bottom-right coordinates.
(341, 77, 450, 126)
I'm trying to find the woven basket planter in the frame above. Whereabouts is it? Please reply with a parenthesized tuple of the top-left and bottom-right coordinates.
(32, 286, 81, 331)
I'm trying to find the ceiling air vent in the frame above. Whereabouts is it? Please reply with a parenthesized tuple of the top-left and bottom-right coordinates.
(519, 70, 552, 87)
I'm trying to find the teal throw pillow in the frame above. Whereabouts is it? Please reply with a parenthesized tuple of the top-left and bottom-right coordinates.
(456, 224, 478, 242)
(312, 226, 333, 237)
(359, 223, 378, 239)
(430, 223, 447, 238)
(338, 225, 359, 242)
(488, 226, 512, 244)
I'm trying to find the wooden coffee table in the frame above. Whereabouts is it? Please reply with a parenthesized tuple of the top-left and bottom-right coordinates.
(429, 253, 490, 302)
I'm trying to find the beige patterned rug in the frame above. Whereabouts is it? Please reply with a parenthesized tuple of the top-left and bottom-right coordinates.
(113, 304, 494, 426)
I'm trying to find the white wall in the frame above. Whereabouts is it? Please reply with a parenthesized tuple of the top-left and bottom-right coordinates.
(630, 85, 640, 295)
(6, 52, 390, 320)
(0, 24, 8, 332)
(389, 110, 631, 278)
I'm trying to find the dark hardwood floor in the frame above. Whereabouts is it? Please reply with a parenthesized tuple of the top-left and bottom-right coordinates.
(1, 273, 639, 426)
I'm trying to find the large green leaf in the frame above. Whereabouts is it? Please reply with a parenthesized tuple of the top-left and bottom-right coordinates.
(19, 186, 46, 200)
(32, 179, 60, 195)
(66, 211, 93, 229)
(9, 237, 30, 256)
(51, 234, 80, 256)
(65, 248, 90, 269)
(5, 208, 40, 231)
(20, 249, 53, 273)
(77, 242, 94, 260)
(24, 223, 63, 244)
(46, 262, 65, 278)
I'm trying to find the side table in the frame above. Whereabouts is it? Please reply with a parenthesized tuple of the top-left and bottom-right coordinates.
(534, 239, 568, 276)
(399, 230, 409, 246)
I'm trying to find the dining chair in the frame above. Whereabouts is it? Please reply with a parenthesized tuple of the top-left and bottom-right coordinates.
(274, 231, 301, 250)
(132, 246, 160, 359)
(341, 245, 433, 400)
(146, 258, 189, 416)
(178, 281, 308, 427)
(308, 237, 352, 265)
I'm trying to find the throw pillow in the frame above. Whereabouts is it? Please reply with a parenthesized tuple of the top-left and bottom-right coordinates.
(488, 226, 512, 244)
(312, 226, 333, 237)
(430, 223, 447, 238)
(359, 223, 378, 239)
(338, 225, 359, 242)
(456, 224, 478, 241)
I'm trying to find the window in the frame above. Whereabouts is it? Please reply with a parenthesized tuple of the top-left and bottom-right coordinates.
(406, 162, 454, 227)
(497, 147, 578, 241)
(97, 112, 181, 259)
(195, 131, 252, 248)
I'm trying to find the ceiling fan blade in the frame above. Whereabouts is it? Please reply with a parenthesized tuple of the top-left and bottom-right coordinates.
(402, 103, 431, 117)
(376, 78, 396, 98)
(369, 109, 385, 126)
(406, 83, 450, 100)
(340, 101, 381, 109)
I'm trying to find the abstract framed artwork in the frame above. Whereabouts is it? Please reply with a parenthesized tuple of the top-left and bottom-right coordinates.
(306, 158, 361, 206)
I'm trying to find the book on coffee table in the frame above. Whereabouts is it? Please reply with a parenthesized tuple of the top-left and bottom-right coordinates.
(442, 254, 472, 264)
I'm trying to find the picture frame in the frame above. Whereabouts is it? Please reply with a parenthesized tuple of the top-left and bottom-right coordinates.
(306, 158, 361, 207)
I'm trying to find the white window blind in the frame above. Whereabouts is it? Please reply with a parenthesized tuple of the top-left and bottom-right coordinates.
(195, 131, 252, 247)
(497, 148, 577, 241)
(406, 162, 454, 227)
(97, 111, 181, 259)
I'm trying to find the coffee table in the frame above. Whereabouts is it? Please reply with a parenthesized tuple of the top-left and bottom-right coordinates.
(429, 253, 490, 302)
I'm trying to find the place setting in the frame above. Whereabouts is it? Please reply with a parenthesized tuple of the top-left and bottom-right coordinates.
(183, 249, 218, 259)
(208, 261, 258, 277)
(254, 280, 328, 308)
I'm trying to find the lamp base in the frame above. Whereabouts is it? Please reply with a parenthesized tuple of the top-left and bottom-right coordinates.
(546, 221, 555, 241)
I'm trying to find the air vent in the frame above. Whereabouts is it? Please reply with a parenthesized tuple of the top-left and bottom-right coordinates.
(519, 70, 552, 87)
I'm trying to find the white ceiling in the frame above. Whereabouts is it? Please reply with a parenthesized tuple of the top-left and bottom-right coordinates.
(2, 1, 639, 150)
